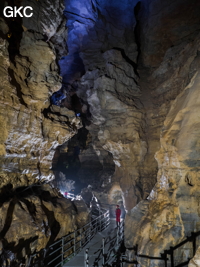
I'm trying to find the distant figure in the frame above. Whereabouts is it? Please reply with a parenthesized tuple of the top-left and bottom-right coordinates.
(115, 205, 121, 227)
(64, 192, 68, 198)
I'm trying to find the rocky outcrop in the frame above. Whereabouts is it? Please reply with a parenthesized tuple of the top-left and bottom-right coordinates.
(125, 70, 200, 264)
(124, 0, 200, 263)
(0, 183, 89, 265)
(77, 49, 149, 211)
(189, 246, 200, 267)
(0, 16, 80, 185)
(22, 0, 66, 41)
(0, 1, 84, 261)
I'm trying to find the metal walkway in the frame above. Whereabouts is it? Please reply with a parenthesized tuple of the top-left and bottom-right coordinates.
(27, 212, 123, 267)
(64, 219, 123, 267)
(27, 211, 110, 267)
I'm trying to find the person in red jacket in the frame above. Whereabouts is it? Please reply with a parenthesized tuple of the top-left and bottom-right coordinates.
(115, 205, 121, 227)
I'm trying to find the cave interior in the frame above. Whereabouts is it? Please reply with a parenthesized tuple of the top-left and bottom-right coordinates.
(1, 0, 200, 266)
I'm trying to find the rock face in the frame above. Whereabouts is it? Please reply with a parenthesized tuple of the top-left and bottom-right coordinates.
(61, 0, 158, 212)
(124, 0, 200, 265)
(125, 71, 200, 265)
(0, 12, 80, 184)
(189, 246, 200, 267)
(0, 183, 89, 265)
(77, 49, 149, 211)
(0, 0, 85, 262)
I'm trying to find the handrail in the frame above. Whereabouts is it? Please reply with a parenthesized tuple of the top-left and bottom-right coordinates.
(27, 210, 110, 267)
(64, 192, 82, 200)
(122, 229, 200, 267)
(101, 220, 124, 266)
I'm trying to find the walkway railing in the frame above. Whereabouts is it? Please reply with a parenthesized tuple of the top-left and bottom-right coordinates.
(121, 229, 200, 267)
(102, 220, 124, 266)
(27, 210, 110, 267)
(65, 192, 82, 200)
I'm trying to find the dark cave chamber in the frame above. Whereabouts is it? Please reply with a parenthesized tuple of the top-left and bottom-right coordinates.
(52, 126, 115, 194)
(52, 127, 88, 194)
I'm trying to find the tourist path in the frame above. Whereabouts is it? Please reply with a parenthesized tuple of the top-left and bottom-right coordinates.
(64, 219, 118, 267)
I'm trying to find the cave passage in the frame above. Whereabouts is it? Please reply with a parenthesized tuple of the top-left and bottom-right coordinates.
(2, 0, 200, 265)
(52, 127, 88, 194)
(52, 124, 115, 195)
(50, 0, 137, 201)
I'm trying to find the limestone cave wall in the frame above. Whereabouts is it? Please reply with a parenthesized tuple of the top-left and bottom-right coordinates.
(0, 0, 88, 263)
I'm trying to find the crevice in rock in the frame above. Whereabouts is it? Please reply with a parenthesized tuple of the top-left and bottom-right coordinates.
(8, 68, 28, 107)
(71, 201, 78, 213)
(40, 201, 61, 246)
(2, 0, 24, 64)
(112, 47, 139, 77)
(43, 107, 70, 123)
(49, 17, 68, 61)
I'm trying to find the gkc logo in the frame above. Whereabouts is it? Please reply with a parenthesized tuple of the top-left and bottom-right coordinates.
(3, 6, 33, 18)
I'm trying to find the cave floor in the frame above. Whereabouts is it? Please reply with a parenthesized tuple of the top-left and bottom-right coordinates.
(64, 219, 117, 267)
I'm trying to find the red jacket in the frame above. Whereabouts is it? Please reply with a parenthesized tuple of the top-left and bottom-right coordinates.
(116, 208, 121, 222)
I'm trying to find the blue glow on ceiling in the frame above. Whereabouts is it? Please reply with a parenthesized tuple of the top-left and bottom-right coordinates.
(58, 0, 139, 90)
